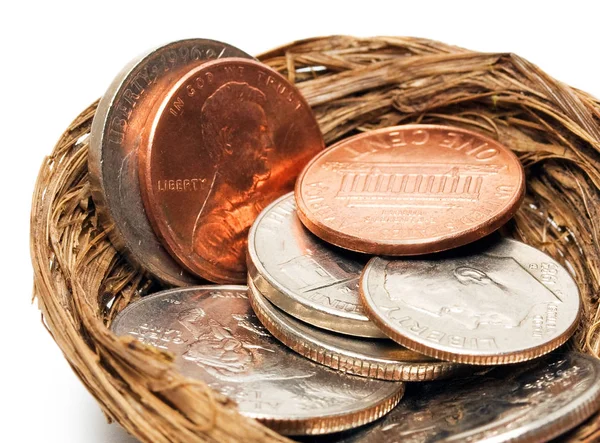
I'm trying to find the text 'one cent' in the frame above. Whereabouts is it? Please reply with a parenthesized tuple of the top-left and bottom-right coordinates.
(295, 125, 525, 255)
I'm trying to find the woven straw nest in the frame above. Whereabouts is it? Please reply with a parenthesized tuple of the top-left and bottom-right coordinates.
(30, 36, 600, 442)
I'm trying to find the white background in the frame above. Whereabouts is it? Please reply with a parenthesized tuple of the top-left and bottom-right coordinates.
(3, 1, 600, 441)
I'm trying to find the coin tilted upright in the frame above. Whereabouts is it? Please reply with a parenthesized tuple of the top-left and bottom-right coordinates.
(138, 59, 325, 284)
(248, 278, 466, 382)
(295, 125, 525, 256)
(89, 39, 253, 286)
(247, 193, 384, 338)
(359, 237, 581, 365)
(111, 286, 404, 435)
(322, 352, 600, 443)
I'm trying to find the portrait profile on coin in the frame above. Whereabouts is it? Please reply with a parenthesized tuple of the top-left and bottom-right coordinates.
(138, 59, 325, 283)
(382, 254, 561, 330)
(192, 81, 275, 274)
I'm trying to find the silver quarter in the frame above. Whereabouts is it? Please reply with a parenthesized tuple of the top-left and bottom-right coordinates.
(248, 278, 466, 381)
(111, 286, 405, 435)
(248, 193, 385, 338)
(360, 237, 581, 365)
(89, 39, 253, 286)
(322, 352, 600, 443)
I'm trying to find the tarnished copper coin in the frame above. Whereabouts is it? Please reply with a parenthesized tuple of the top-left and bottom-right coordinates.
(295, 125, 525, 255)
(89, 39, 253, 286)
(139, 58, 324, 284)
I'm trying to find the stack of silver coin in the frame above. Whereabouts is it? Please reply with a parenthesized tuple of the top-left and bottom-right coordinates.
(112, 192, 597, 441)
(101, 40, 599, 442)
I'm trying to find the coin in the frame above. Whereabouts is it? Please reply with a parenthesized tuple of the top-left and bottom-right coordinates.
(248, 278, 466, 382)
(138, 58, 325, 284)
(314, 352, 600, 443)
(294, 125, 525, 255)
(359, 237, 581, 365)
(111, 286, 404, 435)
(247, 192, 384, 338)
(89, 39, 253, 286)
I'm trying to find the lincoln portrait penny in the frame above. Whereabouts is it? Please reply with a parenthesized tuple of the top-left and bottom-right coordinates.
(139, 58, 324, 283)
(89, 39, 253, 286)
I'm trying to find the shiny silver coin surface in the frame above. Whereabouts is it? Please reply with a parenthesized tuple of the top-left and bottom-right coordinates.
(248, 193, 385, 338)
(310, 352, 600, 443)
(89, 39, 253, 286)
(248, 278, 466, 381)
(360, 237, 581, 365)
(111, 286, 405, 435)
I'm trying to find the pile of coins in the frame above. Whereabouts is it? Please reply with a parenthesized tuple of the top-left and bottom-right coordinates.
(95, 39, 600, 441)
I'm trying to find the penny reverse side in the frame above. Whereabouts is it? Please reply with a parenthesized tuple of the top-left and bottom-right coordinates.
(322, 352, 600, 443)
(89, 39, 253, 286)
(111, 286, 404, 435)
(295, 125, 525, 255)
(360, 237, 581, 365)
(248, 278, 466, 382)
(248, 192, 384, 338)
(139, 58, 325, 284)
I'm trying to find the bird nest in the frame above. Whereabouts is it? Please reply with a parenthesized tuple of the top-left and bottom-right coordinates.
(30, 36, 600, 442)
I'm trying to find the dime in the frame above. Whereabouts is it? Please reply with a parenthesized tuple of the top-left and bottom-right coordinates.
(295, 125, 525, 255)
(111, 286, 404, 435)
(247, 193, 384, 338)
(359, 237, 581, 365)
(89, 39, 253, 286)
(315, 352, 600, 443)
(248, 278, 466, 381)
(138, 58, 324, 284)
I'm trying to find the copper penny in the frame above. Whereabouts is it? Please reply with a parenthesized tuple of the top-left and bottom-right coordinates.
(89, 39, 253, 286)
(139, 58, 324, 283)
(295, 125, 525, 255)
